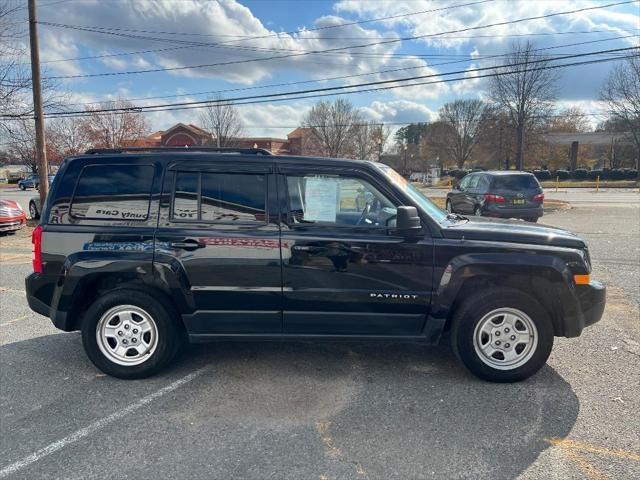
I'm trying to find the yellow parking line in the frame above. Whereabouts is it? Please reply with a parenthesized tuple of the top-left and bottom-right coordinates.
(560, 448, 609, 480)
(0, 315, 29, 327)
(546, 438, 640, 462)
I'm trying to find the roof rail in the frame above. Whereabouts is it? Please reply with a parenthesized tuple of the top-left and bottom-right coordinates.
(84, 146, 273, 155)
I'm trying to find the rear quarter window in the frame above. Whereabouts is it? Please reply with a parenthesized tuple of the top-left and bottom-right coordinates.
(491, 175, 540, 190)
(69, 164, 155, 222)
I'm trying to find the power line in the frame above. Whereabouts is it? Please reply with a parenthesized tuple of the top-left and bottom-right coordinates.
(40, 0, 638, 80)
(7, 48, 635, 120)
(9, 29, 628, 66)
(56, 35, 636, 108)
(41, 0, 490, 45)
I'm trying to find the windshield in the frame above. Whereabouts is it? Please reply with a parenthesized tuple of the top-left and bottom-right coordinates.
(491, 174, 540, 190)
(374, 164, 448, 223)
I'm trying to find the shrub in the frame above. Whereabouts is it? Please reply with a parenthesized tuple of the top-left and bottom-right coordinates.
(449, 169, 469, 179)
(572, 169, 589, 180)
(627, 169, 638, 179)
(609, 169, 625, 180)
(588, 170, 603, 180)
(533, 170, 552, 181)
(554, 170, 570, 180)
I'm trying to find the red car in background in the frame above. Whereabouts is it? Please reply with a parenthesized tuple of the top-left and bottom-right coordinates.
(0, 199, 27, 233)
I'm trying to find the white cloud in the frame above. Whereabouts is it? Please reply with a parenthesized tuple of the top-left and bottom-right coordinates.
(40, 31, 83, 77)
(361, 100, 437, 124)
(39, 0, 449, 92)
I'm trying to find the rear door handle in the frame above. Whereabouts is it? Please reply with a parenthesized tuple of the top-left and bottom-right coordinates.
(169, 239, 205, 250)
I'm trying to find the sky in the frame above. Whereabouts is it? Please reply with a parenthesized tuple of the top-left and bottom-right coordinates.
(12, 0, 640, 138)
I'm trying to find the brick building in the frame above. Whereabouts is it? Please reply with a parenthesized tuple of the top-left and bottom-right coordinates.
(139, 123, 322, 156)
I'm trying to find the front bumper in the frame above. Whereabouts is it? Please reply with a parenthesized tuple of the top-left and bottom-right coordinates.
(0, 218, 26, 232)
(564, 280, 606, 337)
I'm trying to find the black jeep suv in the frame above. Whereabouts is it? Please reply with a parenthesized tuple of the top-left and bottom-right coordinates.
(26, 148, 605, 382)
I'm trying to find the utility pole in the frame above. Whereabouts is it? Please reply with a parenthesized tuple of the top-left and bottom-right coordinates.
(28, 0, 48, 205)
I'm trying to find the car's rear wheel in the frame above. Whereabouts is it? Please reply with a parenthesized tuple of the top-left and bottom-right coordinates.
(19, 184, 25, 191)
(451, 287, 554, 382)
(29, 201, 39, 219)
(474, 206, 482, 216)
(446, 199, 453, 213)
(81, 290, 183, 379)
(524, 217, 538, 223)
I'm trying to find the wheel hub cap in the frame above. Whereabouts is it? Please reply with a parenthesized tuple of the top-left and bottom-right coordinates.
(96, 305, 158, 366)
(473, 307, 538, 370)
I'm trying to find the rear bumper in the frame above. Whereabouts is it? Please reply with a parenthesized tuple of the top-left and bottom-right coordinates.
(563, 280, 606, 337)
(25, 273, 72, 331)
(483, 205, 543, 218)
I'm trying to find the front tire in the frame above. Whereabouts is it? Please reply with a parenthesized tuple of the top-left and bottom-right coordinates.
(446, 199, 453, 213)
(524, 217, 539, 223)
(81, 290, 183, 379)
(19, 184, 25, 191)
(29, 202, 39, 219)
(451, 287, 554, 382)
(474, 205, 482, 216)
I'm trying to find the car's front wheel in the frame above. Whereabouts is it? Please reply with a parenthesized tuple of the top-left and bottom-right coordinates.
(474, 206, 482, 217)
(524, 217, 539, 223)
(81, 290, 183, 379)
(451, 287, 554, 382)
(19, 184, 25, 191)
(29, 201, 39, 219)
(446, 199, 453, 213)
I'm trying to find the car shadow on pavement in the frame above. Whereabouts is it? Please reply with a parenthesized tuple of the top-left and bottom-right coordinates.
(1, 334, 579, 479)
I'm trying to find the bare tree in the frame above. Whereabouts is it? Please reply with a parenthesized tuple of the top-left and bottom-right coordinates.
(545, 106, 592, 133)
(1, 3, 64, 146)
(352, 120, 391, 161)
(48, 117, 91, 159)
(489, 40, 559, 170)
(303, 99, 360, 158)
(82, 99, 149, 148)
(437, 99, 489, 168)
(199, 96, 244, 147)
(600, 56, 640, 171)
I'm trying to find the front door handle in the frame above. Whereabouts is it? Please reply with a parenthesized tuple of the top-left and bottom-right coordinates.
(169, 239, 205, 250)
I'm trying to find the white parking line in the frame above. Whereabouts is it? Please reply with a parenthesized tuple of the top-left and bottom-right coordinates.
(0, 367, 206, 478)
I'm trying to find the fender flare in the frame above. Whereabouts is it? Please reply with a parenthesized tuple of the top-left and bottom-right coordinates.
(425, 252, 580, 343)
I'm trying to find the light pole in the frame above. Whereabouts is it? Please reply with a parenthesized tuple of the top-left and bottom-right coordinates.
(403, 143, 408, 176)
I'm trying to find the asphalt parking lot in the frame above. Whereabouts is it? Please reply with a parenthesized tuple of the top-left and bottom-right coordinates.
(1, 191, 639, 479)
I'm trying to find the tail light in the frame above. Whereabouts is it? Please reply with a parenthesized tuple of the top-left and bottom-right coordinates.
(533, 193, 544, 202)
(484, 194, 505, 203)
(32, 225, 43, 273)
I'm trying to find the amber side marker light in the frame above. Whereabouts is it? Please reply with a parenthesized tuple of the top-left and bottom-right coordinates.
(574, 274, 590, 285)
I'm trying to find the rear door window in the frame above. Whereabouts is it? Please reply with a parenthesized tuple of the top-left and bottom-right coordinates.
(171, 171, 266, 223)
(70, 164, 154, 221)
(491, 175, 540, 190)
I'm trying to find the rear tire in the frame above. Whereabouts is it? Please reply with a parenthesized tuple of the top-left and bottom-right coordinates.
(474, 206, 482, 217)
(524, 217, 538, 223)
(81, 289, 183, 379)
(451, 287, 554, 382)
(19, 184, 25, 191)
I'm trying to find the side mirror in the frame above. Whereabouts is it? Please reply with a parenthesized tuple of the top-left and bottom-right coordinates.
(396, 206, 421, 235)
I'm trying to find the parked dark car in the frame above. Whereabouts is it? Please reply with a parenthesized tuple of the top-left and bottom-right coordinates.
(26, 148, 605, 382)
(18, 174, 55, 191)
(446, 171, 544, 222)
(0, 199, 26, 233)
